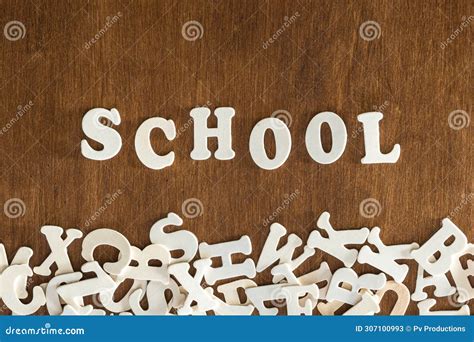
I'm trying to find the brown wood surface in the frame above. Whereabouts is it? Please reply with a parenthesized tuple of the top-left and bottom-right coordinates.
(0, 0, 472, 315)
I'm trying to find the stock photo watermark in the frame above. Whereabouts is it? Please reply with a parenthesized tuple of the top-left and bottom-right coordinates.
(181, 21, 204, 41)
(3, 20, 26, 41)
(359, 21, 381, 41)
(440, 15, 474, 49)
(4, 323, 84, 336)
(447, 192, 474, 220)
(271, 109, 293, 128)
(359, 198, 382, 218)
(351, 101, 390, 139)
(84, 189, 123, 227)
(262, 189, 300, 227)
(0, 101, 34, 137)
(176, 102, 212, 139)
(3, 198, 26, 219)
(448, 109, 470, 130)
(182, 198, 204, 219)
(84, 12, 123, 50)
(262, 12, 300, 49)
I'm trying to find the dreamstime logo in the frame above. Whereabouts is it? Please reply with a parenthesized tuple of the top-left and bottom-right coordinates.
(448, 192, 474, 220)
(270, 286, 288, 309)
(359, 21, 381, 41)
(92, 290, 113, 309)
(181, 21, 203, 41)
(84, 12, 122, 49)
(175, 117, 194, 139)
(84, 189, 123, 227)
(3, 198, 26, 218)
(262, 190, 300, 227)
(181, 198, 203, 218)
(0, 100, 34, 136)
(440, 16, 474, 49)
(271, 109, 293, 128)
(4, 21, 26, 41)
(176, 101, 212, 139)
(372, 100, 390, 112)
(447, 288, 470, 308)
(351, 125, 364, 139)
(359, 198, 382, 218)
(351, 101, 390, 139)
(262, 12, 300, 49)
(448, 110, 470, 130)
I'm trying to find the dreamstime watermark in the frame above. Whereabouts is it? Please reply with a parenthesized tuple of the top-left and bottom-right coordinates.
(84, 189, 123, 227)
(447, 192, 474, 220)
(181, 198, 203, 218)
(262, 189, 300, 227)
(440, 16, 474, 49)
(5, 323, 84, 336)
(351, 101, 390, 139)
(372, 100, 390, 112)
(359, 198, 382, 218)
(359, 21, 381, 41)
(0, 100, 34, 136)
(181, 21, 203, 41)
(176, 101, 212, 139)
(271, 109, 293, 128)
(3, 20, 26, 41)
(175, 117, 194, 139)
(270, 286, 289, 309)
(262, 12, 300, 49)
(196, 100, 212, 108)
(91, 290, 113, 309)
(448, 110, 470, 130)
(3, 198, 26, 219)
(447, 288, 471, 308)
(351, 125, 363, 139)
(84, 12, 123, 49)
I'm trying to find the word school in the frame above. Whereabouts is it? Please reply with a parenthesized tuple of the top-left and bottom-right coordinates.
(81, 107, 401, 170)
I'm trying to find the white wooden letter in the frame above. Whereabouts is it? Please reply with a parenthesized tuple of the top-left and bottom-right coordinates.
(411, 218, 468, 276)
(357, 112, 400, 164)
(307, 212, 369, 267)
(190, 107, 235, 160)
(34, 225, 83, 276)
(81, 228, 132, 276)
(305, 111, 347, 164)
(357, 227, 419, 283)
(81, 107, 122, 160)
(256, 223, 302, 272)
(199, 235, 256, 285)
(451, 244, 474, 303)
(135, 117, 176, 170)
(249, 118, 292, 170)
(149, 212, 198, 264)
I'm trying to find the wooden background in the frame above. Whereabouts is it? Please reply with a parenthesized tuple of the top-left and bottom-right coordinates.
(0, 0, 472, 315)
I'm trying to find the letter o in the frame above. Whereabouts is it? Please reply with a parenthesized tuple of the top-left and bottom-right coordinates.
(305, 112, 347, 164)
(249, 118, 292, 170)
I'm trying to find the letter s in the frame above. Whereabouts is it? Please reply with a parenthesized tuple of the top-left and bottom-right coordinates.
(81, 108, 122, 160)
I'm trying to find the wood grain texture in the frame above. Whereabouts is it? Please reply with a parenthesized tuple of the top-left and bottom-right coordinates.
(0, 0, 472, 315)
